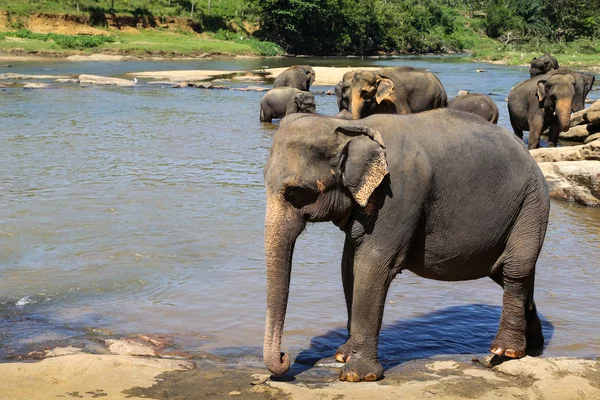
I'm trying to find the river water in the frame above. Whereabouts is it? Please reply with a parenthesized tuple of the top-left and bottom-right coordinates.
(1, 56, 599, 367)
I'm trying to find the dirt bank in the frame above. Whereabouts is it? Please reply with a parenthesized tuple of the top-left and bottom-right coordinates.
(0, 11, 199, 35)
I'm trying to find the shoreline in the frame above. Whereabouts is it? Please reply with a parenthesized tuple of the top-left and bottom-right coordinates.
(1, 338, 598, 400)
(1, 50, 598, 73)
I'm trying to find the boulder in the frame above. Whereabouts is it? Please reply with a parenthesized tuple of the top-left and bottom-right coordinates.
(23, 82, 51, 89)
(570, 108, 588, 127)
(78, 74, 136, 87)
(584, 132, 600, 144)
(570, 100, 600, 127)
(559, 123, 600, 142)
(55, 78, 79, 83)
(530, 141, 600, 162)
(587, 110, 600, 125)
(538, 161, 600, 206)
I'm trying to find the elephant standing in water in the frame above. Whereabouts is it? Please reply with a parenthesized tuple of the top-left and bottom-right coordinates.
(448, 92, 499, 124)
(273, 65, 316, 91)
(263, 111, 549, 382)
(260, 87, 316, 123)
(508, 69, 595, 148)
(529, 54, 559, 78)
(342, 67, 447, 119)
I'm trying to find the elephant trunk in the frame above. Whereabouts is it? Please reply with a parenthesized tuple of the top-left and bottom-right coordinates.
(351, 88, 363, 120)
(556, 98, 573, 132)
(263, 191, 305, 375)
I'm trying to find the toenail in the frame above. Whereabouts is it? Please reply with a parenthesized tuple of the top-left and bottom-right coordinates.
(346, 372, 360, 382)
(365, 373, 378, 382)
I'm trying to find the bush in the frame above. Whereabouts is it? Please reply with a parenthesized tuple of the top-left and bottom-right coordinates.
(4, 29, 114, 49)
(209, 29, 283, 56)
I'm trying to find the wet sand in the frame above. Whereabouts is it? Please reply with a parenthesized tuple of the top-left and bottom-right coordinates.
(2, 343, 598, 400)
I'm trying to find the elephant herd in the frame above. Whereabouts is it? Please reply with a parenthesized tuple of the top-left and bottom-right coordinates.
(260, 55, 595, 149)
(260, 56, 595, 383)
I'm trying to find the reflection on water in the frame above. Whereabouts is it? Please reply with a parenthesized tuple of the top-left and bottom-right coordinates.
(0, 57, 599, 363)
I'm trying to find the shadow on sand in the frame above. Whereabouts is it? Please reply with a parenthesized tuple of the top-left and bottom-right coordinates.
(286, 303, 554, 378)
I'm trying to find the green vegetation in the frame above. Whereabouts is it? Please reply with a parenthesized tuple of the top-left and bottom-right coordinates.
(0, 0, 598, 61)
(0, 0, 248, 19)
(0, 29, 114, 48)
(0, 28, 281, 55)
(248, 0, 600, 56)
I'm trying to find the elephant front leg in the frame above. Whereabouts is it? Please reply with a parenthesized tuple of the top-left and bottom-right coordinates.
(527, 114, 545, 149)
(339, 260, 391, 382)
(336, 239, 355, 363)
(547, 118, 562, 147)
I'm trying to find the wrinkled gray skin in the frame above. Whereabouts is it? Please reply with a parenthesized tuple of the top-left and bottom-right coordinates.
(508, 69, 594, 148)
(529, 54, 559, 78)
(263, 111, 549, 382)
(260, 87, 316, 123)
(273, 65, 316, 91)
(448, 92, 499, 124)
(344, 67, 448, 119)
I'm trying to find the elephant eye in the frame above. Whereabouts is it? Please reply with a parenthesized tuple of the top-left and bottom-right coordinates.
(283, 185, 320, 209)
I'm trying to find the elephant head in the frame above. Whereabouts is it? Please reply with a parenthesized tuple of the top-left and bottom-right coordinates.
(348, 71, 394, 119)
(263, 118, 389, 375)
(529, 54, 559, 78)
(537, 71, 577, 132)
(294, 91, 316, 114)
(347, 70, 396, 120)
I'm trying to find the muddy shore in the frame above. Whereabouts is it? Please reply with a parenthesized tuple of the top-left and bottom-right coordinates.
(1, 338, 598, 400)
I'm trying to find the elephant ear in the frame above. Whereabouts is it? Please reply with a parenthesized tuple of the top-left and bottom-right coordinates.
(536, 80, 547, 102)
(376, 77, 394, 104)
(336, 126, 389, 207)
(306, 67, 316, 87)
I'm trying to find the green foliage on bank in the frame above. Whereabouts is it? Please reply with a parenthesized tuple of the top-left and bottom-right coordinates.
(1, 0, 599, 58)
(248, 0, 600, 55)
(0, 29, 114, 48)
(210, 29, 282, 56)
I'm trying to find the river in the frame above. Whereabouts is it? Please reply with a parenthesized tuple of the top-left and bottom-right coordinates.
(1, 56, 599, 367)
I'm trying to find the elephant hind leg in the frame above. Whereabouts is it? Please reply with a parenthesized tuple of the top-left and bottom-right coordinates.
(490, 185, 548, 358)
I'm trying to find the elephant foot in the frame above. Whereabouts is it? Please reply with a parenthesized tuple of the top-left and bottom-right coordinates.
(335, 341, 353, 363)
(339, 358, 383, 382)
(489, 338, 526, 359)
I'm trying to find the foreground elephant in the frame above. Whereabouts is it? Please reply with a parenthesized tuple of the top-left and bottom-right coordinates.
(343, 67, 447, 119)
(260, 87, 316, 123)
(529, 54, 559, 78)
(263, 111, 549, 382)
(508, 69, 593, 148)
(448, 92, 499, 124)
(273, 65, 316, 91)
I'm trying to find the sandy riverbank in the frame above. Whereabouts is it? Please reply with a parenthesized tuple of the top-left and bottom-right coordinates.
(1, 340, 598, 400)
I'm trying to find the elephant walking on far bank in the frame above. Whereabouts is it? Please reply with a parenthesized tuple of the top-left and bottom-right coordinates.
(263, 111, 549, 382)
(508, 69, 595, 148)
(529, 54, 559, 78)
(341, 67, 447, 119)
(273, 65, 316, 91)
(448, 92, 499, 124)
(260, 87, 316, 123)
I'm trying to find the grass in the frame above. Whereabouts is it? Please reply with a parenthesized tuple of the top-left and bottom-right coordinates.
(463, 31, 600, 69)
(0, 28, 283, 56)
(0, 0, 247, 19)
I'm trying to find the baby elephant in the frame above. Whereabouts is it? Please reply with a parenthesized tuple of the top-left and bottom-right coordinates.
(448, 91, 499, 124)
(260, 87, 316, 123)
